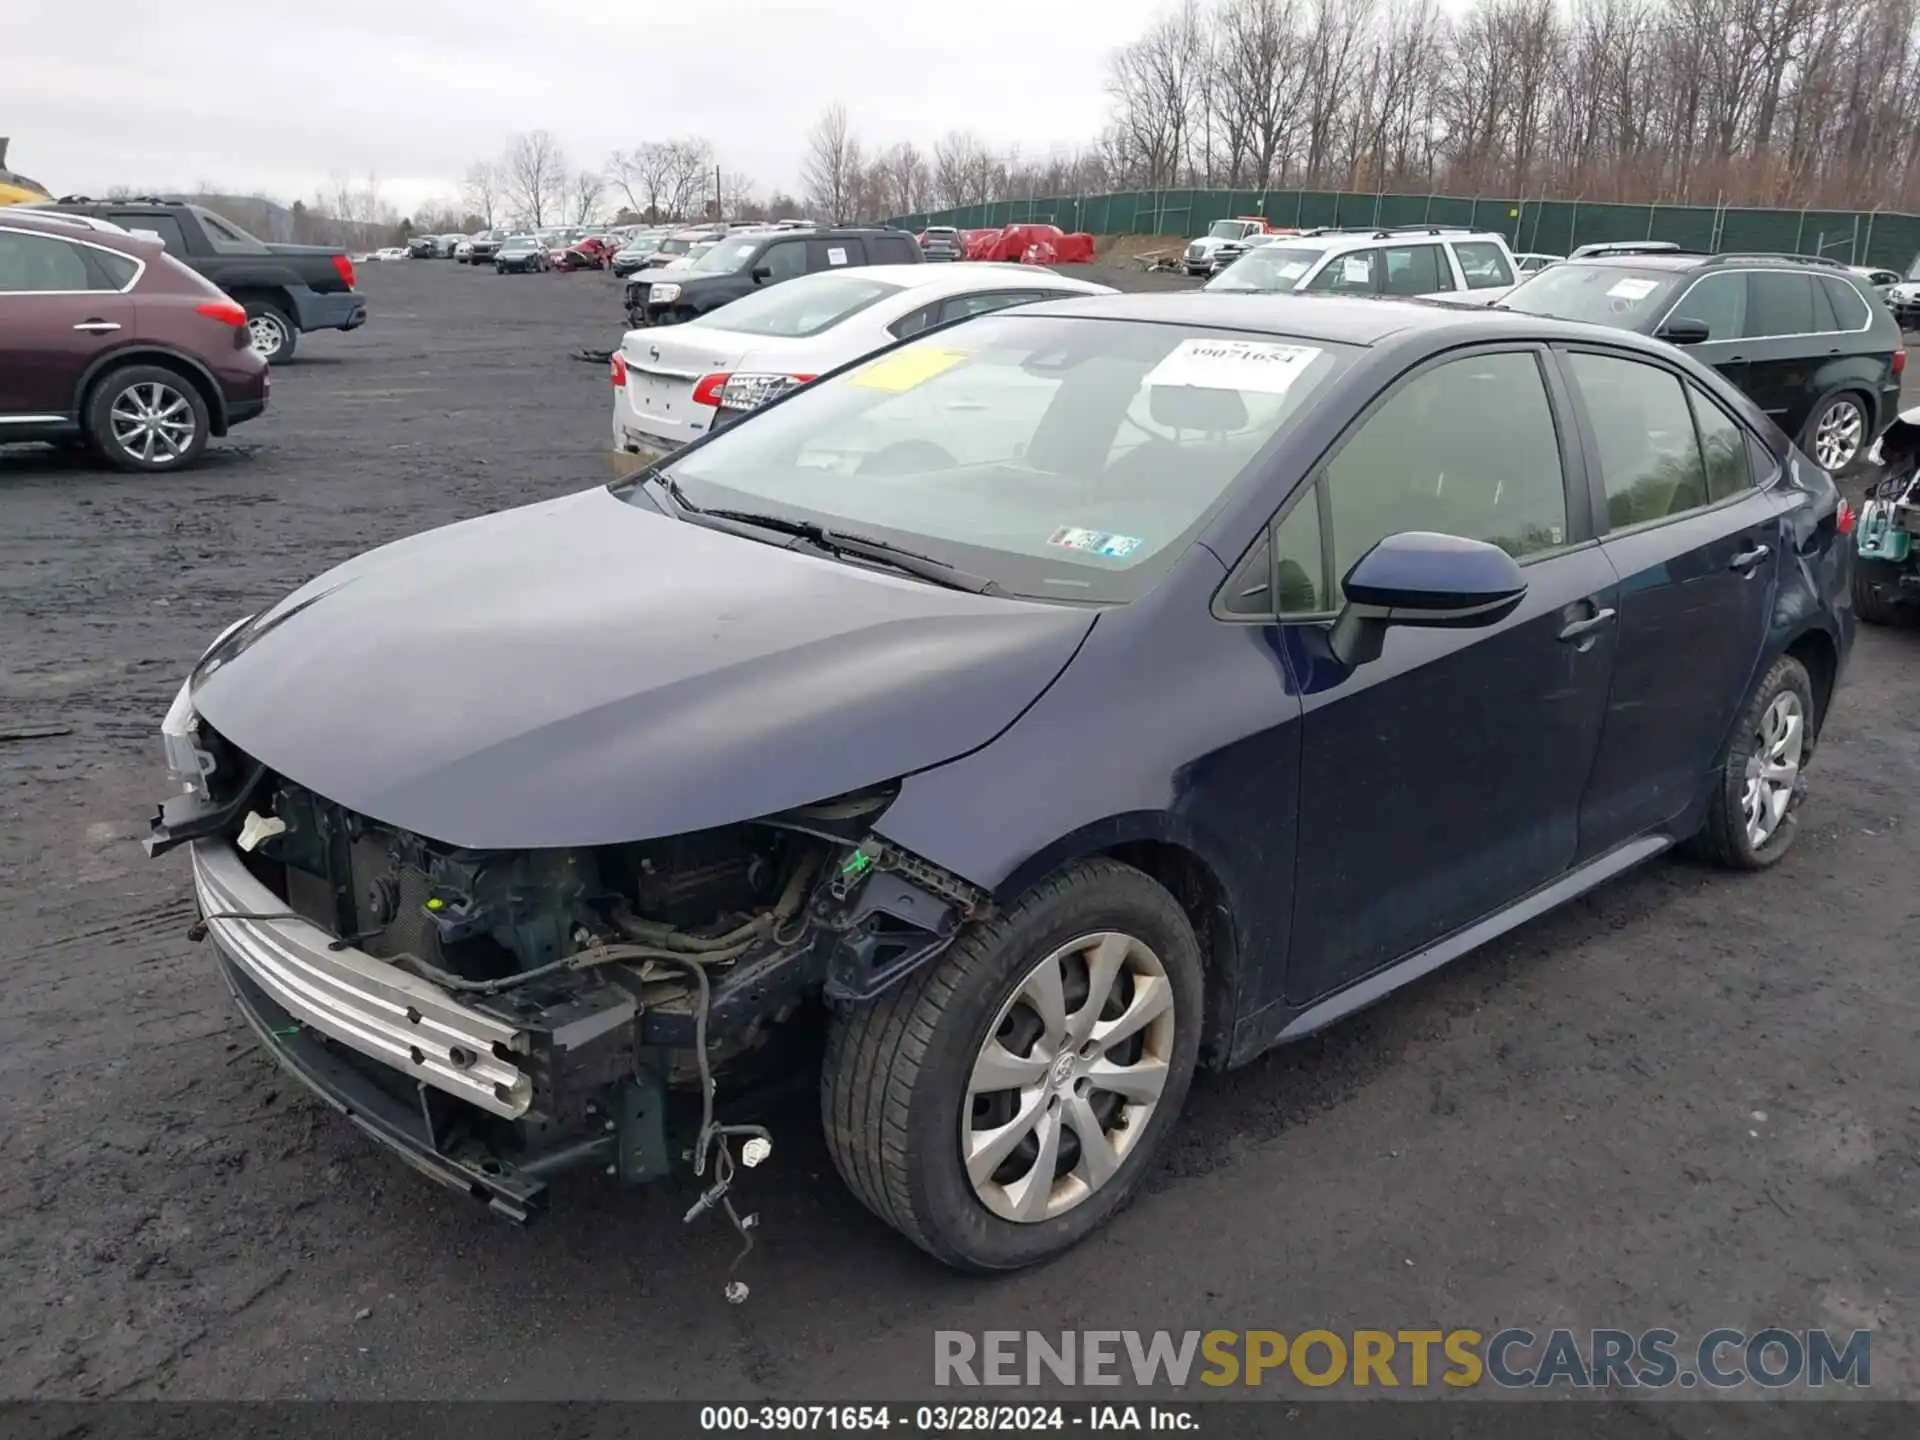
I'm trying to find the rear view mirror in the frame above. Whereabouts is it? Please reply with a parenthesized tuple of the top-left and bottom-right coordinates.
(1329, 531, 1527, 667)
(1656, 317, 1711, 345)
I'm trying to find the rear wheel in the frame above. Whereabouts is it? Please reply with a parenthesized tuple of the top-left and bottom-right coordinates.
(1803, 392, 1869, 472)
(1852, 554, 1916, 625)
(1690, 654, 1816, 870)
(85, 365, 210, 473)
(822, 858, 1203, 1271)
(243, 302, 297, 363)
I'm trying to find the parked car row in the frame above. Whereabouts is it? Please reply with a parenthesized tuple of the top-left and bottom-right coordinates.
(622, 225, 922, 327)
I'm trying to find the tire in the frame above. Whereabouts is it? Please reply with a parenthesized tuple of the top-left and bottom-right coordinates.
(243, 302, 297, 364)
(84, 364, 211, 473)
(1851, 553, 1916, 626)
(1801, 392, 1869, 473)
(822, 857, 1204, 1271)
(1689, 654, 1816, 870)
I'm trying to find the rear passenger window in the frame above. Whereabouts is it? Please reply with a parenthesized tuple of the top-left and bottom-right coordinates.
(0, 230, 92, 291)
(88, 248, 138, 290)
(1810, 276, 1839, 332)
(1381, 244, 1445, 297)
(1821, 276, 1870, 331)
(1452, 241, 1515, 289)
(1744, 272, 1815, 337)
(868, 235, 915, 264)
(113, 214, 187, 251)
(1567, 352, 1708, 526)
(889, 303, 936, 339)
(804, 238, 858, 271)
(1689, 387, 1752, 501)
(937, 290, 1038, 324)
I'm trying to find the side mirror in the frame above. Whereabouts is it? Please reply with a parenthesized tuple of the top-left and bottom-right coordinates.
(751, 264, 773, 282)
(1656, 317, 1711, 345)
(1328, 531, 1527, 668)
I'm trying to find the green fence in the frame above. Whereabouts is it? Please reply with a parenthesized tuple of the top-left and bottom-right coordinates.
(891, 189, 1920, 270)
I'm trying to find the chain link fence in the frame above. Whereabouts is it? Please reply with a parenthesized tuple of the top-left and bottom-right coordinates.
(891, 189, 1920, 270)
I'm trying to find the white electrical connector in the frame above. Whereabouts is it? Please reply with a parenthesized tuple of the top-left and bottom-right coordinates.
(236, 811, 288, 853)
(741, 1137, 772, 1168)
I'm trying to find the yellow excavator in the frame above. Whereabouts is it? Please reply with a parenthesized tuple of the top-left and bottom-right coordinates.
(0, 139, 52, 207)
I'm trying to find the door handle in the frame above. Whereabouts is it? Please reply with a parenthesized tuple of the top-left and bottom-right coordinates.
(1730, 543, 1772, 572)
(73, 320, 121, 333)
(1558, 608, 1616, 642)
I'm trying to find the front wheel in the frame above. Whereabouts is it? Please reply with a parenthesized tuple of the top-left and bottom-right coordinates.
(1690, 654, 1816, 870)
(822, 858, 1204, 1271)
(243, 302, 297, 363)
(85, 364, 210, 473)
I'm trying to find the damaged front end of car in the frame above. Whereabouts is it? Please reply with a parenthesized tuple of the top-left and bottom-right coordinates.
(146, 687, 990, 1245)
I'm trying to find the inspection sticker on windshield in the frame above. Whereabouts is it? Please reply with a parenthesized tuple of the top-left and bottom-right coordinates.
(847, 346, 968, 393)
(1145, 338, 1321, 395)
(1607, 277, 1660, 301)
(1048, 526, 1142, 559)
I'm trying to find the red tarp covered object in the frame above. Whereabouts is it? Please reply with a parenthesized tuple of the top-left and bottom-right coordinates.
(957, 224, 1095, 264)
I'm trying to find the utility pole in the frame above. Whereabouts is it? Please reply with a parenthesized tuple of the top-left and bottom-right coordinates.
(715, 164, 723, 221)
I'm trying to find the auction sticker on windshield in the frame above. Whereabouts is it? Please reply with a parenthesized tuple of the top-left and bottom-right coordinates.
(1608, 277, 1661, 301)
(1145, 338, 1321, 395)
(848, 347, 969, 393)
(1049, 527, 1143, 559)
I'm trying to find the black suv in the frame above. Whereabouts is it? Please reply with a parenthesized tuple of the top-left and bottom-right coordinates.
(1501, 251, 1904, 471)
(624, 226, 921, 327)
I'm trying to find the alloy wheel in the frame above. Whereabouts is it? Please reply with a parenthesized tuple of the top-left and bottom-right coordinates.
(108, 382, 196, 465)
(962, 931, 1176, 1223)
(247, 313, 286, 359)
(1742, 691, 1805, 847)
(1812, 398, 1866, 470)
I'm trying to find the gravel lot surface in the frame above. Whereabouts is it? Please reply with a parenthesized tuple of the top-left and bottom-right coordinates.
(2, 260, 1917, 1401)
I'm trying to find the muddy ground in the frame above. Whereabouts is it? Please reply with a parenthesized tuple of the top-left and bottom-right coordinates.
(1, 260, 1916, 1402)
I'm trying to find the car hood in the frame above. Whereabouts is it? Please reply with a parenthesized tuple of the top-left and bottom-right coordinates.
(189, 487, 1094, 849)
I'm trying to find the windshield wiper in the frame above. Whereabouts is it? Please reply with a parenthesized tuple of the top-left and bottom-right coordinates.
(698, 507, 999, 595)
(634, 464, 705, 515)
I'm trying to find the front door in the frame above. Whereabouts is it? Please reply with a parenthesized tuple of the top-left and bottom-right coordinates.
(1663, 270, 1750, 397)
(0, 226, 134, 420)
(1279, 347, 1619, 1003)
(1736, 270, 1823, 435)
(1558, 347, 1784, 855)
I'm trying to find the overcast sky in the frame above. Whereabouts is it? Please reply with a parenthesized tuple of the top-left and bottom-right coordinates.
(6, 0, 1171, 214)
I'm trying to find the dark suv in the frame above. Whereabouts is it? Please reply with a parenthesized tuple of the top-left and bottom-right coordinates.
(1500, 251, 1904, 471)
(625, 226, 921, 327)
(0, 210, 268, 471)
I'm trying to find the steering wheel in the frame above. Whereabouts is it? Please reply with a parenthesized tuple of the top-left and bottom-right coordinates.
(857, 440, 957, 477)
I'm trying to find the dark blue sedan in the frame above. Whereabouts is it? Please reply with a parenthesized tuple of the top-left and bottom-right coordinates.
(149, 292, 1854, 1270)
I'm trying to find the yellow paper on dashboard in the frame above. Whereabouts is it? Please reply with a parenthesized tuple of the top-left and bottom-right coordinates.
(847, 347, 969, 394)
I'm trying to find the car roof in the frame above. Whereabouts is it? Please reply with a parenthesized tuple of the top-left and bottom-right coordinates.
(815, 262, 1110, 297)
(1008, 290, 1703, 355)
(0, 206, 158, 251)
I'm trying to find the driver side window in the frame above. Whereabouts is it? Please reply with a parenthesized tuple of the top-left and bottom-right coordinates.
(1277, 351, 1569, 615)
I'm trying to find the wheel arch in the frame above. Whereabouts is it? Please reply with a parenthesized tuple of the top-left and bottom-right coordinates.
(993, 813, 1247, 1068)
(76, 345, 228, 436)
(1782, 622, 1840, 740)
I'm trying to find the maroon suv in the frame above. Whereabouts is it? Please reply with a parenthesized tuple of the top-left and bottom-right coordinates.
(0, 209, 268, 471)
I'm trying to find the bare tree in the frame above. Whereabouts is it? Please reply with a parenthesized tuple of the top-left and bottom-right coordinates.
(609, 142, 676, 221)
(932, 130, 996, 207)
(802, 103, 863, 221)
(878, 141, 931, 215)
(569, 169, 605, 225)
(463, 161, 501, 229)
(665, 138, 716, 219)
(503, 130, 567, 228)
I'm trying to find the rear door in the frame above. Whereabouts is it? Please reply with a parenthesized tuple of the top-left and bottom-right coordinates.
(1379, 242, 1450, 298)
(1738, 271, 1820, 434)
(0, 226, 136, 421)
(806, 237, 862, 273)
(1559, 347, 1785, 856)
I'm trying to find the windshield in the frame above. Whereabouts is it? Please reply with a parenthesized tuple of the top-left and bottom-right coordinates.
(693, 274, 905, 338)
(690, 239, 761, 274)
(639, 314, 1354, 603)
(1207, 221, 1248, 240)
(503, 237, 538, 249)
(1500, 263, 1683, 328)
(1205, 245, 1329, 292)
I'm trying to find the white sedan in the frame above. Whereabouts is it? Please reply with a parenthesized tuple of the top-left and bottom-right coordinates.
(609, 264, 1115, 463)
